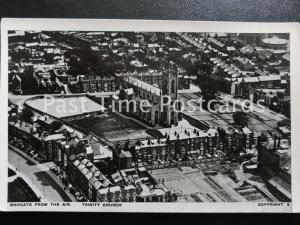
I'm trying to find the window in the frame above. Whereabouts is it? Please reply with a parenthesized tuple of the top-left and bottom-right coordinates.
(171, 79, 175, 94)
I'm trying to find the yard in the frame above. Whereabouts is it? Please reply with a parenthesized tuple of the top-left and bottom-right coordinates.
(71, 113, 152, 142)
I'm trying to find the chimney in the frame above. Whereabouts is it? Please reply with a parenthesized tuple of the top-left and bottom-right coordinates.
(277, 137, 281, 149)
(273, 135, 277, 150)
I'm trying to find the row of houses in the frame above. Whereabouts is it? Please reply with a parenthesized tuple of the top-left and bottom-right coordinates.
(69, 75, 118, 93)
(9, 64, 68, 95)
(8, 105, 172, 202)
(181, 33, 290, 114)
(67, 156, 136, 202)
(8, 117, 138, 202)
(8, 118, 171, 202)
(132, 126, 254, 164)
(8, 117, 93, 163)
(66, 153, 172, 202)
(204, 56, 289, 108)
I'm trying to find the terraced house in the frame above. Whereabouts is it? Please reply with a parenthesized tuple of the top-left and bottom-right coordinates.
(69, 75, 117, 93)
(133, 126, 254, 164)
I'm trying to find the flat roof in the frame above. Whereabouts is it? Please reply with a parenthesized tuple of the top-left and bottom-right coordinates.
(26, 96, 106, 118)
(262, 37, 289, 45)
(44, 133, 65, 141)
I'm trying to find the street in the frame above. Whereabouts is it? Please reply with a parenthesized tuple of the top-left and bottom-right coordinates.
(8, 146, 73, 202)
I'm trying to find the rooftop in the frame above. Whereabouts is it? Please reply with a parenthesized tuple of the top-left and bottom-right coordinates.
(262, 36, 289, 45)
(26, 96, 106, 118)
(126, 76, 161, 96)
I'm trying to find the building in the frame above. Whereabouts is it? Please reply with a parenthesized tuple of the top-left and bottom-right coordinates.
(232, 74, 284, 98)
(235, 57, 255, 71)
(238, 33, 261, 46)
(69, 75, 117, 93)
(8, 116, 96, 163)
(33, 67, 63, 94)
(67, 155, 138, 202)
(53, 135, 94, 178)
(221, 126, 254, 156)
(9, 71, 22, 94)
(113, 142, 133, 169)
(123, 70, 163, 87)
(208, 38, 226, 52)
(261, 36, 289, 50)
(25, 96, 107, 121)
(8, 120, 66, 161)
(116, 69, 190, 91)
(31, 132, 66, 161)
(257, 135, 291, 201)
(178, 75, 191, 90)
(281, 53, 290, 67)
(133, 128, 220, 163)
(115, 62, 180, 127)
(252, 89, 290, 116)
(67, 156, 112, 201)
(120, 167, 170, 202)
(132, 126, 254, 164)
(122, 185, 137, 202)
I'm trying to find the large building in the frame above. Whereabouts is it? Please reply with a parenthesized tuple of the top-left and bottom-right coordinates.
(115, 62, 180, 127)
(116, 70, 190, 90)
(69, 75, 117, 93)
(261, 36, 289, 50)
(8, 117, 93, 162)
(25, 96, 107, 121)
(133, 126, 254, 164)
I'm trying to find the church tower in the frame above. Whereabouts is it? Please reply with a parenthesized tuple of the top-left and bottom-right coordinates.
(161, 61, 179, 126)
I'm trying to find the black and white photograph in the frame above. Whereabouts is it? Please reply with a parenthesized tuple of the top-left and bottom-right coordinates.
(0, 19, 299, 212)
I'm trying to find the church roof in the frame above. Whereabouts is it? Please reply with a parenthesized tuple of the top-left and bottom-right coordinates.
(127, 76, 161, 96)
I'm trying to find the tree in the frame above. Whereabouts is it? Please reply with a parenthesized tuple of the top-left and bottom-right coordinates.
(22, 107, 34, 123)
(19, 67, 38, 94)
(277, 92, 285, 99)
(233, 111, 249, 127)
(50, 120, 62, 131)
(277, 119, 290, 128)
(201, 80, 217, 111)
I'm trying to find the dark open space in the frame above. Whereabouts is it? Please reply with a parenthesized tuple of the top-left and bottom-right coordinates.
(0, 0, 299, 22)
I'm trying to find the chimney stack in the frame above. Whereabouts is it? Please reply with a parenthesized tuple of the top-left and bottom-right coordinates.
(277, 137, 281, 149)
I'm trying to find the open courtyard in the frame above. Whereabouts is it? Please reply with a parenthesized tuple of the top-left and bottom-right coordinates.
(71, 112, 152, 142)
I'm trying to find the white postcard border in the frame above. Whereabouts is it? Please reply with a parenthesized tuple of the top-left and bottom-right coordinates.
(1, 18, 299, 212)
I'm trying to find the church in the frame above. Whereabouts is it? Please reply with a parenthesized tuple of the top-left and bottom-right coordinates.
(114, 61, 180, 127)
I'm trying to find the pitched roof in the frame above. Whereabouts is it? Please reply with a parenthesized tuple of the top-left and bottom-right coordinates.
(282, 52, 290, 62)
(127, 76, 161, 96)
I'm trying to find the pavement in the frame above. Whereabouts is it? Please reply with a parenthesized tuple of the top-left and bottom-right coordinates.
(8, 145, 76, 202)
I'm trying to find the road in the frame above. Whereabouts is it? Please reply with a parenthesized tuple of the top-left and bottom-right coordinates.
(8, 146, 75, 202)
